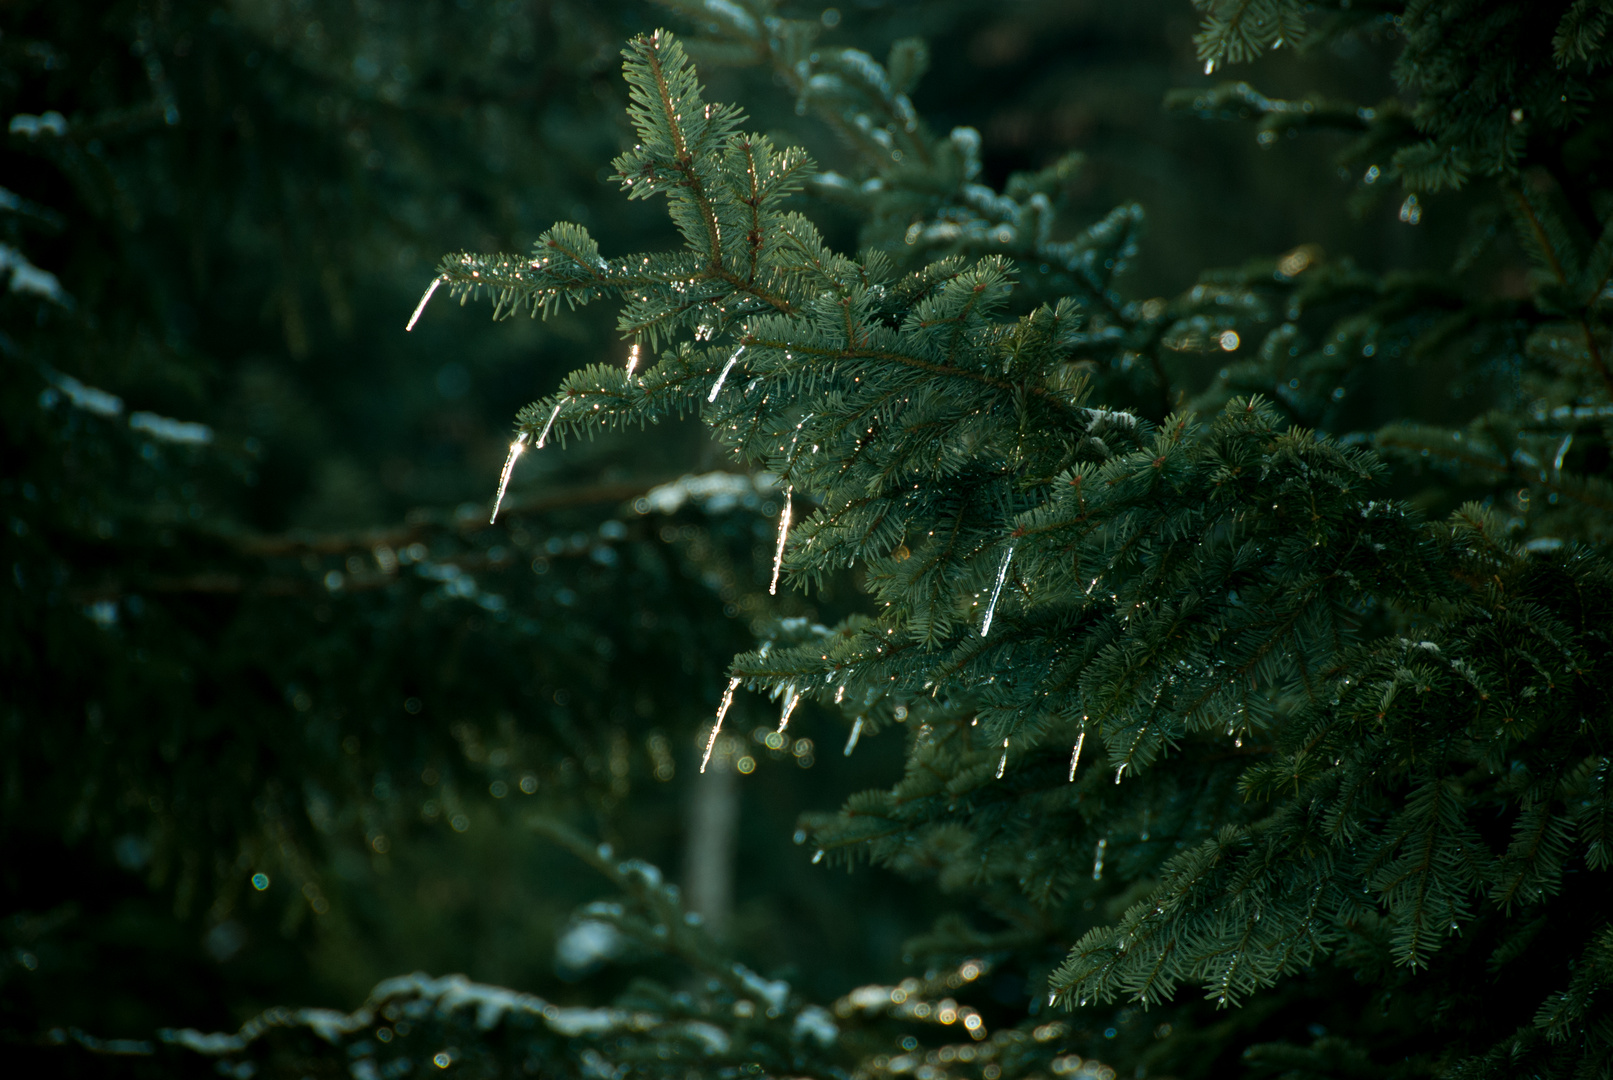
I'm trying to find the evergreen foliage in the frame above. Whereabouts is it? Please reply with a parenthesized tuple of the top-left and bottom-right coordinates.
(6, 2, 1612, 1080)
(424, 10, 1610, 1080)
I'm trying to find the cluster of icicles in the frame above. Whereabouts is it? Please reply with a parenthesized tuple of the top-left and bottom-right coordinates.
(410, 281, 1092, 784)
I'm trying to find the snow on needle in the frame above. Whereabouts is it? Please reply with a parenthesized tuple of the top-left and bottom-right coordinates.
(707, 345, 744, 402)
(490, 432, 529, 524)
(535, 400, 564, 448)
(405, 275, 446, 331)
(980, 545, 1015, 636)
(701, 677, 742, 773)
(1068, 730, 1086, 782)
(770, 487, 793, 595)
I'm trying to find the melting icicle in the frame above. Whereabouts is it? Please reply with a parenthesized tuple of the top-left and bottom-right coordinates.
(707, 345, 745, 403)
(535, 400, 564, 448)
(770, 488, 793, 595)
(1068, 730, 1086, 782)
(626, 342, 642, 376)
(701, 677, 742, 774)
(843, 716, 864, 756)
(777, 684, 800, 734)
(489, 432, 529, 524)
(980, 545, 1015, 637)
(996, 737, 1010, 779)
(405, 276, 446, 331)
(1092, 837, 1107, 880)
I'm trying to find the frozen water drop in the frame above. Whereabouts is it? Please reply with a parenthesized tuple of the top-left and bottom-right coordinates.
(535, 400, 564, 449)
(489, 433, 529, 524)
(770, 488, 793, 595)
(707, 345, 745, 403)
(980, 545, 1015, 637)
(777, 683, 800, 734)
(405, 275, 445, 331)
(1068, 730, 1086, 782)
(843, 716, 864, 756)
(701, 676, 742, 773)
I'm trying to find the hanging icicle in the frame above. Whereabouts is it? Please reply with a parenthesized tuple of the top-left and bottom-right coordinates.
(777, 684, 800, 734)
(996, 737, 1010, 779)
(1068, 730, 1086, 782)
(535, 400, 564, 448)
(980, 545, 1015, 637)
(833, 685, 845, 705)
(842, 716, 864, 756)
(626, 341, 642, 376)
(489, 432, 530, 524)
(770, 487, 793, 595)
(405, 275, 446, 331)
(700, 677, 742, 774)
(1092, 837, 1107, 880)
(707, 345, 745, 402)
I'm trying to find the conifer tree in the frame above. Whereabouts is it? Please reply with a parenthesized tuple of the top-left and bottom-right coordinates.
(8, 2, 1612, 1080)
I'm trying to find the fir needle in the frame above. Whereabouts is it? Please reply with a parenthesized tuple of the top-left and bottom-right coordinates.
(1068, 730, 1086, 782)
(843, 716, 863, 756)
(980, 544, 1015, 637)
(405, 275, 446, 331)
(489, 432, 529, 524)
(707, 345, 744, 402)
(535, 400, 564, 448)
(701, 676, 742, 774)
(770, 487, 792, 595)
(777, 684, 800, 734)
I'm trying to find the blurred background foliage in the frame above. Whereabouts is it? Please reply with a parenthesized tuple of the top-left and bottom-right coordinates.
(0, 0, 1524, 1071)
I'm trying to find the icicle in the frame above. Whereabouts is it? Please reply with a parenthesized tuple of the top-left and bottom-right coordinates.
(1203, 58, 1216, 75)
(980, 545, 1015, 637)
(701, 677, 742, 773)
(1092, 837, 1107, 880)
(1554, 435, 1573, 472)
(843, 717, 864, 756)
(1114, 763, 1126, 785)
(489, 432, 529, 524)
(996, 737, 1010, 779)
(1068, 730, 1086, 782)
(535, 400, 564, 448)
(769, 487, 793, 595)
(405, 276, 446, 331)
(833, 685, 845, 705)
(811, 849, 824, 864)
(777, 684, 800, 734)
(707, 345, 745, 402)
(626, 342, 642, 376)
